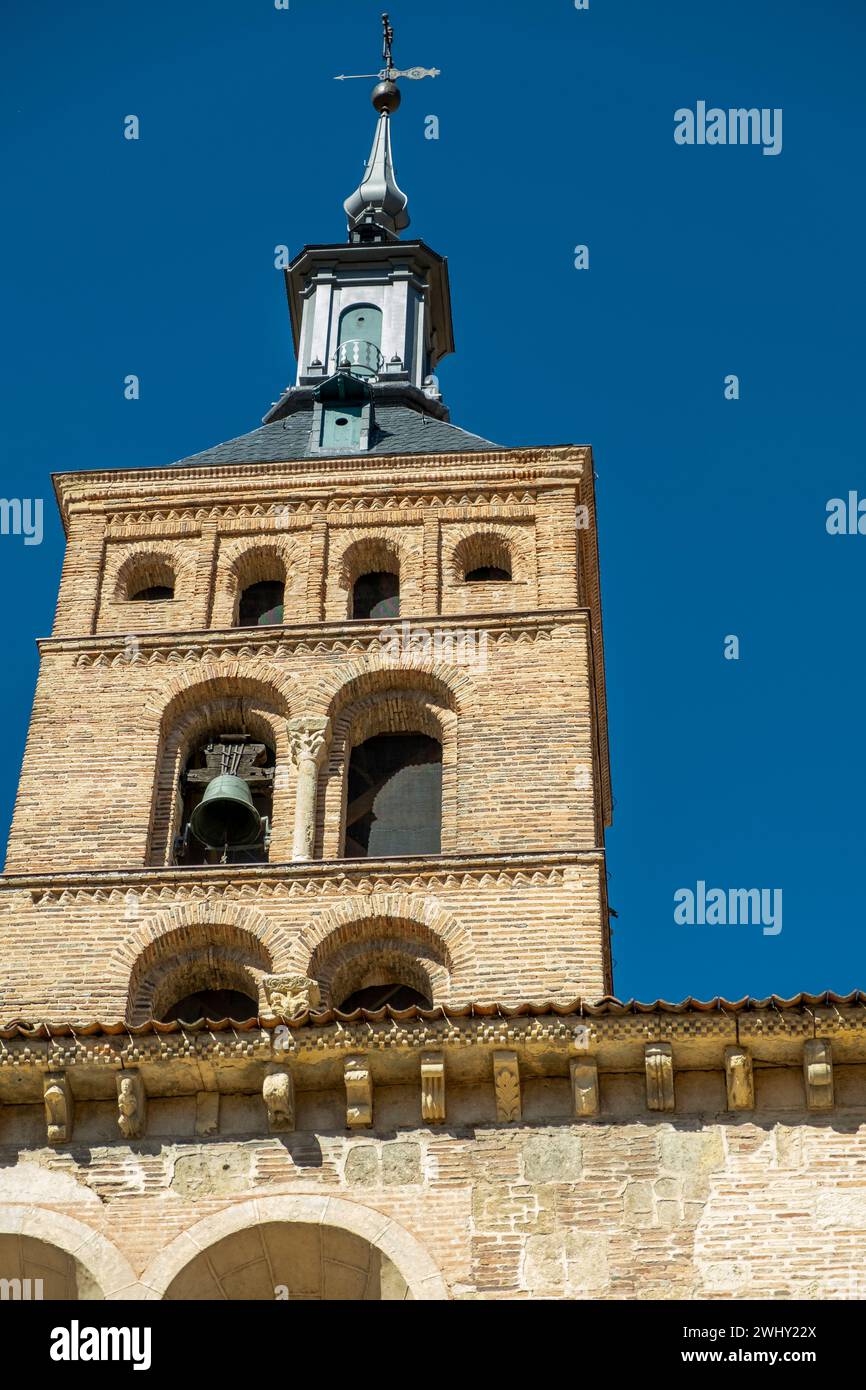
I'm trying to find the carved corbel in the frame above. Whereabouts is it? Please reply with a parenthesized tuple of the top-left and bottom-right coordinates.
(345, 1055, 373, 1128)
(804, 1038, 834, 1110)
(493, 1050, 521, 1123)
(263, 1067, 295, 1132)
(724, 1045, 754, 1110)
(570, 1056, 600, 1117)
(645, 1042, 675, 1112)
(420, 1052, 446, 1123)
(116, 1070, 146, 1139)
(44, 1071, 73, 1144)
(262, 973, 321, 1020)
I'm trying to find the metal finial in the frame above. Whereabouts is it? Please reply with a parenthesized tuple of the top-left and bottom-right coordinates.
(334, 12, 440, 86)
(382, 13, 395, 72)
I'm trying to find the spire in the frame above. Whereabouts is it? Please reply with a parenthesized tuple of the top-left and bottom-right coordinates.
(343, 97, 409, 243)
(337, 14, 439, 244)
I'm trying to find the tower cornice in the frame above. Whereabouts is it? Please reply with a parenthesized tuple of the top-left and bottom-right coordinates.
(51, 445, 593, 529)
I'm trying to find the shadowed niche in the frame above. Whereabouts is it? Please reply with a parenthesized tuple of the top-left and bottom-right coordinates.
(344, 732, 442, 857)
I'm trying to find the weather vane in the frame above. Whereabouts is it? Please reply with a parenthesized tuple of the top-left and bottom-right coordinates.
(334, 12, 440, 83)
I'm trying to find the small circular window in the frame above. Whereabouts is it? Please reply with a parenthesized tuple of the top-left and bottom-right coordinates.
(335, 416, 349, 427)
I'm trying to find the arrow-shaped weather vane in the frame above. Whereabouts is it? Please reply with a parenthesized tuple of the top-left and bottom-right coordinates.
(334, 12, 440, 83)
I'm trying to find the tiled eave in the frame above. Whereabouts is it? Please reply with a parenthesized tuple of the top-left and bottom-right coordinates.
(0, 994, 864, 1105)
(3, 989, 865, 1038)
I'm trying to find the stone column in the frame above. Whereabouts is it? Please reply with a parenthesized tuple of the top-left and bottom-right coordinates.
(287, 716, 331, 861)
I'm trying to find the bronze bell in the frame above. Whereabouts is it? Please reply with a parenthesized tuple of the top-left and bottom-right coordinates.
(189, 774, 262, 850)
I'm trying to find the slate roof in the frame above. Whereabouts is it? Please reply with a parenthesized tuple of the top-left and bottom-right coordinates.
(171, 404, 500, 469)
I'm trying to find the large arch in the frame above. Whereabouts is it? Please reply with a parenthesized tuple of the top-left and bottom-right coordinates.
(311, 652, 471, 718)
(139, 1194, 448, 1301)
(315, 666, 464, 860)
(144, 665, 296, 730)
(112, 900, 295, 1022)
(144, 669, 295, 864)
(291, 893, 475, 1005)
(0, 1207, 141, 1300)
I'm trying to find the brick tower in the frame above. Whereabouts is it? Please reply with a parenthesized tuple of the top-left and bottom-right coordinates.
(1, 22, 862, 1305)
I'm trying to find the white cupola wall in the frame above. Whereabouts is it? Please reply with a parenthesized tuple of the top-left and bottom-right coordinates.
(286, 242, 454, 392)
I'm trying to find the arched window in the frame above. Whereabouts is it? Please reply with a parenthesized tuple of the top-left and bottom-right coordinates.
(119, 555, 176, 601)
(455, 535, 513, 583)
(160, 988, 258, 1023)
(238, 579, 284, 627)
(464, 563, 511, 582)
(337, 303, 383, 377)
(352, 570, 399, 620)
(337, 982, 431, 1012)
(174, 732, 275, 866)
(131, 583, 174, 601)
(344, 732, 442, 858)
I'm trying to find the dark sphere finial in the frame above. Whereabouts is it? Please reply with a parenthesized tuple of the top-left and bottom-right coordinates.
(372, 79, 401, 114)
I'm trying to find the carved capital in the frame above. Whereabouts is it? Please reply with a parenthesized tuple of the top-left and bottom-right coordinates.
(345, 1055, 373, 1128)
(804, 1038, 834, 1110)
(570, 1056, 599, 1117)
(420, 1052, 446, 1123)
(493, 1049, 521, 1123)
(262, 973, 321, 1020)
(263, 1068, 295, 1132)
(116, 1070, 146, 1139)
(645, 1042, 675, 1112)
(288, 716, 332, 769)
(44, 1071, 73, 1145)
(724, 1045, 754, 1110)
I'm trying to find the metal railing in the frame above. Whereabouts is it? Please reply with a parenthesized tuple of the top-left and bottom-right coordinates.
(333, 338, 384, 377)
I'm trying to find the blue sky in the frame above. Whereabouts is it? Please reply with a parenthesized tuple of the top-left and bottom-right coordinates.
(2, 0, 864, 1003)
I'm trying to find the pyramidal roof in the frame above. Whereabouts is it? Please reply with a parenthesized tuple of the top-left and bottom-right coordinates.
(171, 403, 499, 469)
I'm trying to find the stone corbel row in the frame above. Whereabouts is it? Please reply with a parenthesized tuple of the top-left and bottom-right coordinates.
(43, 1069, 148, 1145)
(38, 1038, 838, 1143)
(262, 1052, 449, 1132)
(320, 1038, 836, 1131)
(644, 1039, 835, 1114)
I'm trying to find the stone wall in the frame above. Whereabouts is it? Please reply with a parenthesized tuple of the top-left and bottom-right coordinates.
(1, 1064, 864, 1299)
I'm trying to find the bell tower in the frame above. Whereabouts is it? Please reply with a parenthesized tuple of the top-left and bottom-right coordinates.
(0, 14, 622, 1303)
